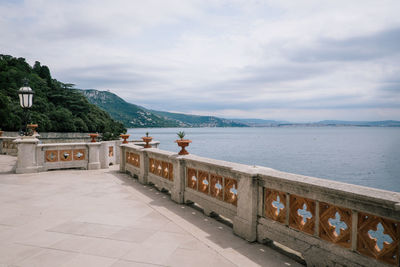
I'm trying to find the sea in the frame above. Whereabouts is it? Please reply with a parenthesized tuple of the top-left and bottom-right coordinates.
(127, 127, 400, 192)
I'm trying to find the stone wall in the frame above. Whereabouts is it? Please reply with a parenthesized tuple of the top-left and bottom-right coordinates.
(120, 144, 400, 267)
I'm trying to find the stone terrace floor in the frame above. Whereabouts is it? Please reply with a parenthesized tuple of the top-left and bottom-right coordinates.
(0, 155, 302, 267)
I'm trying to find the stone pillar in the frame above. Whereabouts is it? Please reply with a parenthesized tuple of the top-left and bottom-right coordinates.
(233, 169, 258, 242)
(99, 142, 109, 169)
(138, 148, 148, 184)
(14, 137, 40, 174)
(115, 140, 122, 164)
(170, 155, 185, 204)
(119, 144, 126, 172)
(87, 142, 101, 170)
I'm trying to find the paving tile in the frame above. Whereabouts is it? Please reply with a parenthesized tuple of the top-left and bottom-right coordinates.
(60, 254, 117, 267)
(109, 227, 156, 243)
(48, 221, 123, 238)
(121, 243, 177, 265)
(15, 231, 70, 248)
(165, 248, 236, 267)
(111, 259, 165, 267)
(82, 238, 135, 258)
(15, 248, 77, 267)
(0, 243, 42, 265)
(49, 235, 98, 252)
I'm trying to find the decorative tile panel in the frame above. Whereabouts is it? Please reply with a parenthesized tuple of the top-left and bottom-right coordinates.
(357, 212, 399, 266)
(109, 146, 113, 157)
(198, 171, 209, 194)
(126, 152, 140, 167)
(210, 174, 223, 200)
(162, 162, 169, 179)
(59, 150, 72, 161)
(265, 188, 286, 224)
(45, 150, 58, 162)
(73, 149, 85, 160)
(155, 160, 162, 176)
(148, 158, 174, 181)
(187, 168, 197, 190)
(224, 177, 238, 206)
(319, 202, 352, 248)
(149, 158, 155, 174)
(289, 195, 315, 235)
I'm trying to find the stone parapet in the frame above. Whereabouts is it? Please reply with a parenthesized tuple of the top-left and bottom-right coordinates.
(120, 144, 400, 267)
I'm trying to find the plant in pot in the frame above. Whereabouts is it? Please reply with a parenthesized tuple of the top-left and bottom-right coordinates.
(27, 123, 38, 136)
(89, 133, 99, 142)
(175, 131, 192, 155)
(120, 134, 130, 144)
(142, 132, 153, 148)
(0, 128, 3, 137)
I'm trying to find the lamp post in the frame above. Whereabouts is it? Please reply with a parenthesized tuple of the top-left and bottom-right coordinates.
(18, 79, 34, 136)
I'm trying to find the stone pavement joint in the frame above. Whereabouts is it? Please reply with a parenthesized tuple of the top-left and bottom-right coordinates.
(0, 155, 302, 267)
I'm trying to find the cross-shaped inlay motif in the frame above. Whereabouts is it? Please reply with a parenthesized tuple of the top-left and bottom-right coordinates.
(272, 196, 285, 215)
(63, 152, 69, 159)
(76, 152, 83, 158)
(229, 184, 237, 195)
(191, 175, 197, 182)
(328, 212, 347, 236)
(203, 179, 209, 185)
(368, 222, 393, 251)
(49, 152, 56, 160)
(297, 203, 312, 224)
(215, 182, 222, 191)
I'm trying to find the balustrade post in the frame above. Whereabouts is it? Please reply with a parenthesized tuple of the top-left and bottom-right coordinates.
(99, 142, 110, 169)
(170, 155, 185, 204)
(119, 144, 127, 172)
(138, 149, 148, 184)
(233, 169, 258, 242)
(87, 142, 101, 170)
(14, 137, 40, 174)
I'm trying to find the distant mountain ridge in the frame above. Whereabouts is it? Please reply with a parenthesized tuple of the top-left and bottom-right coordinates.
(233, 118, 400, 127)
(80, 89, 247, 128)
(80, 89, 400, 128)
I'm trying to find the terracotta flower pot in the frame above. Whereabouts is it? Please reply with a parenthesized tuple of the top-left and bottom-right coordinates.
(27, 124, 38, 135)
(0, 131, 3, 137)
(120, 134, 130, 144)
(175, 139, 192, 155)
(89, 133, 99, 143)
(142, 136, 153, 148)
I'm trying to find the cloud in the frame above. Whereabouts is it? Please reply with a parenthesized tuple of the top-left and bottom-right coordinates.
(1, 0, 400, 121)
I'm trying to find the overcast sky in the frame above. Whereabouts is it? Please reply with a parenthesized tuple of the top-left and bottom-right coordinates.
(1, 0, 400, 121)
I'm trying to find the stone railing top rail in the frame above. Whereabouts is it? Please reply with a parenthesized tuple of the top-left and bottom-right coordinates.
(37, 142, 100, 147)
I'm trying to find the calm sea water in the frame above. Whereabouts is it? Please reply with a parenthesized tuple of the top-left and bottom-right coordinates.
(127, 127, 400, 192)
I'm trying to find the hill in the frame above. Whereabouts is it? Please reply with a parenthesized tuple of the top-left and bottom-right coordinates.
(0, 54, 126, 138)
(81, 89, 248, 128)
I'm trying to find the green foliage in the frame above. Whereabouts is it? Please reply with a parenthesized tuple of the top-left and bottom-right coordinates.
(0, 54, 126, 138)
(177, 131, 185, 139)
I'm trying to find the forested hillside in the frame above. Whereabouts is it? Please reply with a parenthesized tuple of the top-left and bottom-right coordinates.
(0, 54, 126, 137)
(82, 89, 247, 128)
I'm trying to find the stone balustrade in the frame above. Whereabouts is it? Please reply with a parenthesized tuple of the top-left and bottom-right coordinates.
(120, 143, 400, 267)
(14, 138, 122, 173)
(0, 136, 18, 156)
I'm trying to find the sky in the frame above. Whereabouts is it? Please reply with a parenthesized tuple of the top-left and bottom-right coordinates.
(1, 0, 400, 122)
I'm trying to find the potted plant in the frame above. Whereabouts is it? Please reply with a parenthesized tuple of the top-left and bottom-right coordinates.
(0, 128, 3, 137)
(175, 131, 192, 155)
(89, 133, 99, 142)
(27, 123, 38, 136)
(120, 134, 130, 144)
(142, 132, 153, 148)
